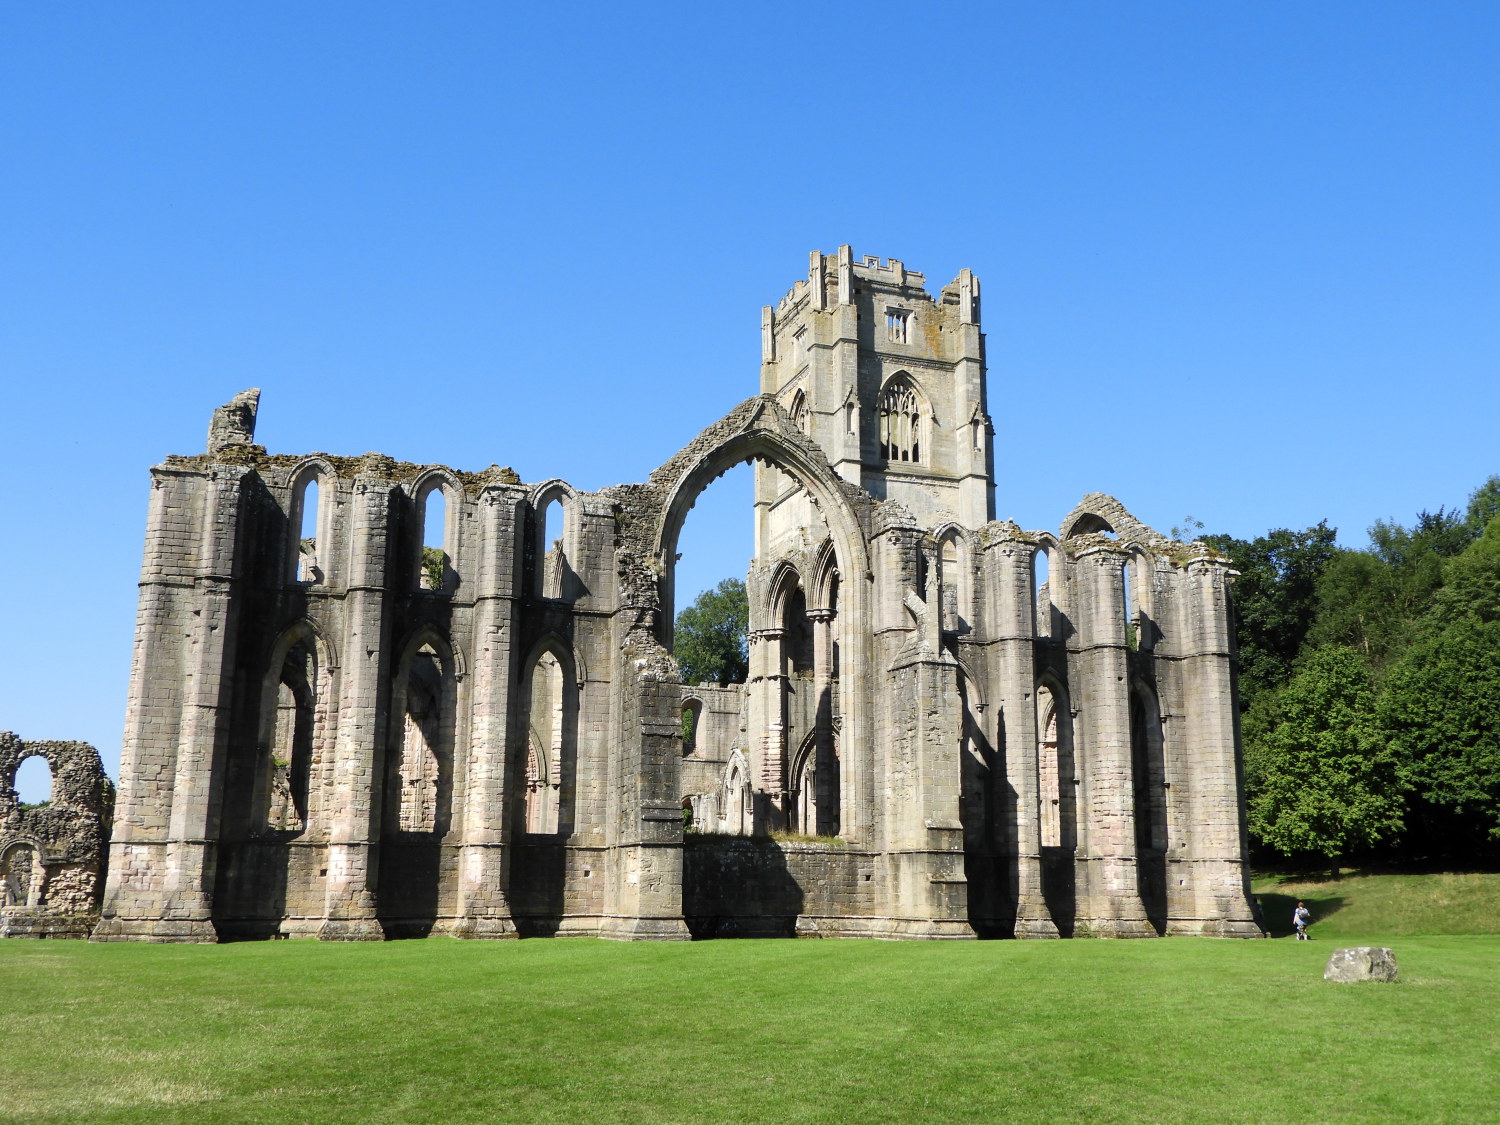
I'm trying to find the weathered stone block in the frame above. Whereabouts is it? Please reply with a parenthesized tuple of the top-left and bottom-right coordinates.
(1324, 946, 1399, 983)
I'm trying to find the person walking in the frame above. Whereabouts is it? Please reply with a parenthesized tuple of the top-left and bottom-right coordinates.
(1293, 901, 1312, 940)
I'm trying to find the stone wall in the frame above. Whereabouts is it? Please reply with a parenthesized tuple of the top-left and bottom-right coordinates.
(0, 733, 111, 938)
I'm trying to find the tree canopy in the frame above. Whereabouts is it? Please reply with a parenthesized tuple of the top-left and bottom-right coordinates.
(673, 578, 749, 686)
(1218, 474, 1500, 868)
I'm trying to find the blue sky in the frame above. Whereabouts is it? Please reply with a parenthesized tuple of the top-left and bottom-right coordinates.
(3, 3, 1498, 795)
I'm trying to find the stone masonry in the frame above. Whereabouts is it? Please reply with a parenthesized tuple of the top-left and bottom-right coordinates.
(1, 733, 112, 938)
(95, 248, 1264, 941)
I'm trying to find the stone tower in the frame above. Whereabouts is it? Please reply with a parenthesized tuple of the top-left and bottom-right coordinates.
(757, 247, 991, 554)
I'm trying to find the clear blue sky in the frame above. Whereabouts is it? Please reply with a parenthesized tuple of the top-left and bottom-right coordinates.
(3, 3, 1498, 796)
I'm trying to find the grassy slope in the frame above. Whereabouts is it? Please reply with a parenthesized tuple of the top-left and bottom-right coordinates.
(1251, 870, 1500, 938)
(2, 932, 1496, 1125)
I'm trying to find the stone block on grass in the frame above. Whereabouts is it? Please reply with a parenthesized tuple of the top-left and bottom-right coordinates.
(1324, 946, 1398, 983)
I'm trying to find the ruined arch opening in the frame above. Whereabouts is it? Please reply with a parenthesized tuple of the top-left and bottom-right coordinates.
(260, 635, 318, 834)
(1033, 544, 1055, 640)
(1, 842, 42, 908)
(391, 640, 452, 835)
(1036, 682, 1076, 852)
(681, 697, 703, 754)
(535, 488, 574, 601)
(417, 482, 451, 592)
(654, 420, 868, 841)
(521, 646, 577, 837)
(290, 472, 323, 583)
(13, 755, 53, 807)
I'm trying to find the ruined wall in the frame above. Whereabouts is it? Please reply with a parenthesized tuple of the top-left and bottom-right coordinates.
(96, 249, 1262, 944)
(0, 734, 111, 937)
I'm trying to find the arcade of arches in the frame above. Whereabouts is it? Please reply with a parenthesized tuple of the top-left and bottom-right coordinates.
(92, 249, 1262, 943)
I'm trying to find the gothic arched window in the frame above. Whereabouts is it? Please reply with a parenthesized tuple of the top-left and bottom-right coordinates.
(878, 378, 923, 464)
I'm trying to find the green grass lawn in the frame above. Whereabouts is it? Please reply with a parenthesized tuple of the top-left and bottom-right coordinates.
(3, 926, 1496, 1125)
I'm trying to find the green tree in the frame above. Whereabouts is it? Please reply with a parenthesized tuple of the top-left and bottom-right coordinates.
(1202, 523, 1337, 708)
(1380, 608, 1500, 856)
(1310, 507, 1478, 677)
(673, 578, 749, 686)
(1249, 646, 1405, 871)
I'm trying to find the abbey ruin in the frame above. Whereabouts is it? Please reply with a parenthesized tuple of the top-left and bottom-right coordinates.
(93, 248, 1264, 942)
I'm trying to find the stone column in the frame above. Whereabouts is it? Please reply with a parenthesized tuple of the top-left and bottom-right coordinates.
(985, 531, 1058, 937)
(1175, 553, 1262, 936)
(1071, 543, 1155, 937)
(878, 589, 974, 940)
(599, 667, 691, 941)
(98, 466, 245, 941)
(452, 484, 524, 938)
(745, 627, 787, 831)
(157, 466, 248, 941)
(319, 473, 393, 941)
(808, 607, 837, 836)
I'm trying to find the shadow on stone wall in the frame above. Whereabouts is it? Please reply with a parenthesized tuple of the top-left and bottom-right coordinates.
(1040, 847, 1076, 938)
(377, 837, 444, 938)
(508, 837, 568, 936)
(682, 834, 804, 938)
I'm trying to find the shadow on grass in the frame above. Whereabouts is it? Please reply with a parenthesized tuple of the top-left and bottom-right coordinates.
(1255, 891, 1348, 937)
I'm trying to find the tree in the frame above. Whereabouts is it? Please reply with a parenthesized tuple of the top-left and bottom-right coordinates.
(1248, 646, 1405, 871)
(673, 578, 749, 686)
(1379, 607, 1500, 859)
(1202, 523, 1337, 708)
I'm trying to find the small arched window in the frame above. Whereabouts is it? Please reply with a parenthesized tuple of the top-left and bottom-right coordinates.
(1033, 546, 1053, 640)
(418, 485, 450, 592)
(878, 377, 923, 464)
(788, 390, 809, 434)
(290, 473, 323, 583)
(681, 699, 703, 755)
(537, 494, 568, 599)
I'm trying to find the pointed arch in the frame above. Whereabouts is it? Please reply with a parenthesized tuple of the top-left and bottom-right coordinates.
(637, 395, 874, 842)
(286, 458, 336, 584)
(533, 480, 580, 601)
(387, 626, 459, 836)
(1031, 534, 1063, 641)
(787, 388, 809, 434)
(411, 468, 462, 593)
(933, 523, 975, 634)
(1035, 676, 1076, 851)
(255, 619, 337, 834)
(876, 372, 929, 465)
(809, 539, 841, 611)
(518, 634, 580, 837)
(722, 749, 753, 836)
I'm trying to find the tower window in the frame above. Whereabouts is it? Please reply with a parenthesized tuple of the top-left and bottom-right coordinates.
(885, 309, 910, 344)
(878, 379, 923, 464)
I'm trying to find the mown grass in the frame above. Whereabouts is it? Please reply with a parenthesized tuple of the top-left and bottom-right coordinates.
(2, 927, 1496, 1125)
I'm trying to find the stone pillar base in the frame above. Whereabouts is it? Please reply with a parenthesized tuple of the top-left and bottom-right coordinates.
(1073, 916, 1159, 939)
(450, 916, 520, 940)
(1012, 916, 1062, 939)
(317, 917, 385, 942)
(868, 918, 977, 941)
(89, 916, 218, 943)
(598, 915, 692, 942)
(1173, 918, 1266, 939)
